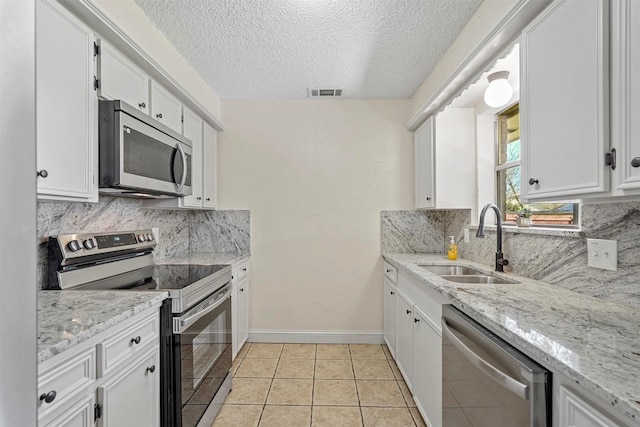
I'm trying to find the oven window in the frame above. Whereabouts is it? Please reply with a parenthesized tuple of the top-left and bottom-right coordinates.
(178, 297, 231, 427)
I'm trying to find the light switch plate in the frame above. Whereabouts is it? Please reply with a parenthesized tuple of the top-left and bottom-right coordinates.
(152, 227, 159, 245)
(464, 228, 470, 243)
(587, 238, 617, 271)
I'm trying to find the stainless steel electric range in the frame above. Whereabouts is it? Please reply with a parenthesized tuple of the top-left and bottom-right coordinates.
(46, 229, 233, 427)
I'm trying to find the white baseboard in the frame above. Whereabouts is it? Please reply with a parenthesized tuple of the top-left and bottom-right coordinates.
(248, 329, 384, 344)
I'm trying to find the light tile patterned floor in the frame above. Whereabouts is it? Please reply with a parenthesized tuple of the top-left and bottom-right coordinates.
(211, 343, 427, 427)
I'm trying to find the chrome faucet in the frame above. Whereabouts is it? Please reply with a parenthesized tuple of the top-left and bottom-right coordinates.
(476, 203, 509, 272)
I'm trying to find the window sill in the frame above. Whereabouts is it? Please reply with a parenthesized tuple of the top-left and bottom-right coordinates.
(467, 224, 583, 238)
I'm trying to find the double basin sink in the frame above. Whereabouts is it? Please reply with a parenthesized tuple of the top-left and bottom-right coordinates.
(419, 265, 519, 284)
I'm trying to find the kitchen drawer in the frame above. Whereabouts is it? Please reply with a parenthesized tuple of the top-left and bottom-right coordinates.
(232, 259, 250, 282)
(38, 346, 95, 417)
(97, 310, 159, 378)
(384, 261, 398, 283)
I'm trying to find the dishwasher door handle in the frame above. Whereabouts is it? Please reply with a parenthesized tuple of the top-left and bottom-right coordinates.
(442, 316, 529, 400)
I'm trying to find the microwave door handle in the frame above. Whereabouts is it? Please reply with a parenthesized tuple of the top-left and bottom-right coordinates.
(441, 316, 529, 400)
(175, 142, 187, 193)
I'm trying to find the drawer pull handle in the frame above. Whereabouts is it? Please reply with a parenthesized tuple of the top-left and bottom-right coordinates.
(146, 365, 156, 374)
(131, 336, 141, 345)
(39, 390, 56, 404)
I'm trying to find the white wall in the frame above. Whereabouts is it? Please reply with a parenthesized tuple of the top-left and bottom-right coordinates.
(218, 100, 413, 333)
(90, 0, 222, 119)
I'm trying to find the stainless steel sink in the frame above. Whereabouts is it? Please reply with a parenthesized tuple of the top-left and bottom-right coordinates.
(440, 275, 519, 284)
(419, 265, 485, 276)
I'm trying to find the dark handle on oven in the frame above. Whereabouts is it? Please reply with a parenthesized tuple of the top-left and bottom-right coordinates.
(131, 336, 141, 345)
(146, 365, 156, 374)
(39, 390, 56, 404)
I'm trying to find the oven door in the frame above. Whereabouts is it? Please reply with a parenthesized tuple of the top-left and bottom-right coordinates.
(172, 283, 232, 427)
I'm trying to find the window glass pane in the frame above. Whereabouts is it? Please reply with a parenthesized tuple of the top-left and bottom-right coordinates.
(506, 139, 520, 163)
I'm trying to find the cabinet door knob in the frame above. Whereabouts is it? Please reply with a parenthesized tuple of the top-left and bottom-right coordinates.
(426, 196, 431, 201)
(197, 196, 202, 200)
(414, 318, 420, 323)
(130, 336, 141, 345)
(528, 178, 539, 185)
(406, 309, 411, 315)
(138, 102, 146, 109)
(146, 365, 156, 374)
(240, 288, 244, 292)
(37, 169, 48, 178)
(39, 390, 56, 404)
(631, 157, 640, 168)
(206, 198, 211, 201)
(390, 291, 395, 295)
(156, 113, 163, 119)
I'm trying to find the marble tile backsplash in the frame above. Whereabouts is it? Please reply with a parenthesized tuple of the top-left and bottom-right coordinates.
(37, 196, 250, 288)
(381, 210, 471, 253)
(382, 203, 640, 309)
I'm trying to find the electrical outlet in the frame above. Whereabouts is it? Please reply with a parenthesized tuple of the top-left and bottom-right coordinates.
(464, 228, 470, 243)
(152, 227, 159, 245)
(587, 238, 617, 271)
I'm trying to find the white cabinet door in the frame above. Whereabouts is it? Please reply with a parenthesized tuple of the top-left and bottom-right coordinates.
(612, 0, 640, 192)
(96, 40, 149, 113)
(521, 0, 610, 201)
(150, 81, 183, 133)
(415, 116, 435, 209)
(97, 349, 159, 427)
(412, 308, 442, 427)
(394, 290, 413, 389)
(558, 386, 617, 427)
(202, 122, 218, 209)
(36, 0, 97, 202)
(182, 107, 204, 207)
(383, 278, 397, 358)
(236, 275, 250, 350)
(40, 394, 95, 427)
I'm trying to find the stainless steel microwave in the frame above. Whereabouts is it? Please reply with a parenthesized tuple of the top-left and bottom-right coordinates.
(98, 100, 192, 198)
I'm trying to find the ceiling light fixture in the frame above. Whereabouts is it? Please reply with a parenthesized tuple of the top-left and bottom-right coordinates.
(484, 71, 513, 108)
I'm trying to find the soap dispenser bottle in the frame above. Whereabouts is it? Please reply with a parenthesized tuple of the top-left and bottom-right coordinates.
(447, 236, 458, 260)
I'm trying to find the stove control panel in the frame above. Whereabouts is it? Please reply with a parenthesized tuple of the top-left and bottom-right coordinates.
(50, 229, 157, 265)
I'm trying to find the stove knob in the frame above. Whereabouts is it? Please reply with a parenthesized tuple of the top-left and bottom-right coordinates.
(146, 233, 154, 241)
(137, 234, 146, 242)
(83, 239, 95, 250)
(67, 240, 82, 252)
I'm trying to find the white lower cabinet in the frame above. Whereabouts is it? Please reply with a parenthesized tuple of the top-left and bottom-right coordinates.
(37, 306, 161, 427)
(383, 278, 397, 358)
(98, 348, 159, 427)
(385, 261, 450, 427)
(412, 307, 442, 427)
(232, 259, 250, 359)
(394, 290, 414, 389)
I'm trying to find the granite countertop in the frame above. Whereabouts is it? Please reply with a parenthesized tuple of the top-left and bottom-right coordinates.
(157, 252, 249, 266)
(382, 253, 640, 424)
(38, 291, 168, 364)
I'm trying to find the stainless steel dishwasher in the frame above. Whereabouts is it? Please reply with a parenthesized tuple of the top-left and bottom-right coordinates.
(442, 305, 551, 427)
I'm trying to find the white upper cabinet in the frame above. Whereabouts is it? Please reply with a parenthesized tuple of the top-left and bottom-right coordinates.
(181, 107, 204, 208)
(96, 39, 149, 113)
(521, 0, 610, 201)
(202, 122, 218, 208)
(611, 0, 640, 194)
(36, 0, 98, 202)
(150, 81, 183, 134)
(415, 108, 475, 209)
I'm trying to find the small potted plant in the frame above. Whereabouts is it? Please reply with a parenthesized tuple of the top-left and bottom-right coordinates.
(516, 208, 532, 227)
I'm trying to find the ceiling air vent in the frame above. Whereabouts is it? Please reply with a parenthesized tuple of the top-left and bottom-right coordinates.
(308, 88, 343, 98)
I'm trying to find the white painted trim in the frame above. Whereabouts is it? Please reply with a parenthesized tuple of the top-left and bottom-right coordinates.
(59, 0, 225, 132)
(406, 0, 553, 131)
(248, 330, 384, 344)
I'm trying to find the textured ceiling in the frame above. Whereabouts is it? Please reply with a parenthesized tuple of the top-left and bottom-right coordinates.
(134, 0, 484, 100)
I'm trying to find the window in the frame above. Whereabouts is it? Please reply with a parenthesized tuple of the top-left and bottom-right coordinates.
(495, 104, 578, 226)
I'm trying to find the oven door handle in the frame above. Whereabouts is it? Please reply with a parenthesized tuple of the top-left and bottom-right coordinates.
(441, 316, 529, 400)
(176, 285, 231, 334)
